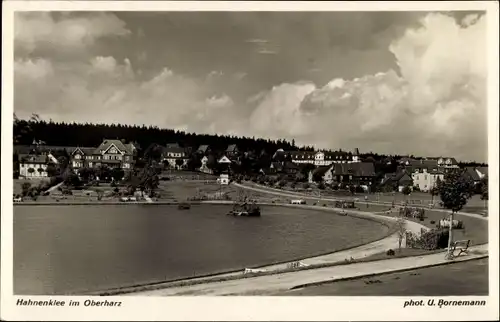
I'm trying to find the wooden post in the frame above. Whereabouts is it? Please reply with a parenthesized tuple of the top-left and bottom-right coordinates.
(446, 211, 455, 260)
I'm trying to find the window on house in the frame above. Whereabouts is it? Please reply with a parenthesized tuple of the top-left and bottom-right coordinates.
(424, 175, 428, 180)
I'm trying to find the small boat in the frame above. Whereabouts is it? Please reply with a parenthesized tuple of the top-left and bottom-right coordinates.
(178, 202, 191, 210)
(227, 202, 261, 217)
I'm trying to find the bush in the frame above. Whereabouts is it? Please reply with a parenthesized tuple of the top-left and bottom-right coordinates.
(386, 249, 396, 256)
(317, 182, 326, 190)
(406, 228, 449, 250)
(355, 186, 365, 193)
(62, 188, 73, 195)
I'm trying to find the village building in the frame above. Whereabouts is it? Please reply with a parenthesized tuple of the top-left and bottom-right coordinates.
(70, 147, 99, 169)
(91, 139, 138, 170)
(196, 145, 211, 156)
(161, 143, 189, 169)
(411, 168, 444, 192)
(18, 154, 51, 178)
(286, 148, 361, 167)
(198, 155, 213, 174)
(427, 157, 460, 170)
(475, 166, 488, 179)
(309, 162, 376, 190)
(380, 171, 414, 192)
(225, 144, 239, 159)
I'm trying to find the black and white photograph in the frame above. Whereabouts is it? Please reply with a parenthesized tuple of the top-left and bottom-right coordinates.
(1, 1, 498, 321)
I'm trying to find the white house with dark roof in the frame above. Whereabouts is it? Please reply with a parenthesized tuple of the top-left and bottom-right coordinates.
(287, 149, 360, 166)
(426, 157, 459, 170)
(411, 167, 445, 192)
(162, 143, 188, 169)
(92, 139, 137, 170)
(18, 154, 50, 178)
(198, 155, 213, 174)
(308, 162, 375, 189)
(70, 147, 98, 169)
(225, 144, 239, 158)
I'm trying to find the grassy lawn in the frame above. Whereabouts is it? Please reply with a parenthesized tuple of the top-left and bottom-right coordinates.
(160, 170, 218, 180)
(246, 181, 488, 214)
(155, 180, 240, 202)
(277, 257, 488, 296)
(380, 209, 488, 246)
(13, 178, 47, 195)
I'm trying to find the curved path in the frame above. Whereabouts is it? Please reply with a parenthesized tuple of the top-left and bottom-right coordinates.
(120, 182, 488, 296)
(129, 244, 488, 296)
(234, 182, 487, 220)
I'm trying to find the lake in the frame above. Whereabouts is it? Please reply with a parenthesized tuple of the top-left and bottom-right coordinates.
(14, 204, 389, 295)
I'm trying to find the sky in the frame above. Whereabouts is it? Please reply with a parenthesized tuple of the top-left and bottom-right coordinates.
(13, 11, 488, 162)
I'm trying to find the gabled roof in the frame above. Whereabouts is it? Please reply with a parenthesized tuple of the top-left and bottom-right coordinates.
(166, 143, 180, 149)
(218, 156, 231, 164)
(464, 167, 481, 181)
(197, 145, 210, 153)
(476, 167, 488, 177)
(427, 156, 458, 165)
(95, 139, 133, 155)
(163, 146, 185, 154)
(18, 154, 49, 164)
(14, 145, 36, 155)
(399, 157, 416, 164)
(313, 165, 330, 177)
(70, 147, 97, 156)
(330, 162, 376, 177)
(226, 144, 238, 152)
(273, 149, 286, 159)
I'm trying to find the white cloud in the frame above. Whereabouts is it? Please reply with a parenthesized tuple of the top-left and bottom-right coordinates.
(14, 58, 54, 80)
(13, 12, 487, 162)
(14, 56, 239, 134)
(15, 12, 130, 53)
(246, 13, 487, 161)
(249, 82, 316, 137)
(256, 49, 278, 55)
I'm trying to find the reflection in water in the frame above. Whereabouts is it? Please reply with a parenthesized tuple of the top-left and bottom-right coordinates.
(14, 204, 388, 295)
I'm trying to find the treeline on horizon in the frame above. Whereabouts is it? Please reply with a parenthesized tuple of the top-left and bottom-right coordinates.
(13, 117, 487, 167)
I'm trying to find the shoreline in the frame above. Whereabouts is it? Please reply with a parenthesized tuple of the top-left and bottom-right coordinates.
(84, 206, 402, 296)
(15, 200, 397, 296)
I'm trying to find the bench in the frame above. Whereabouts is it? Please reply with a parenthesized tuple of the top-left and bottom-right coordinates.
(451, 240, 470, 257)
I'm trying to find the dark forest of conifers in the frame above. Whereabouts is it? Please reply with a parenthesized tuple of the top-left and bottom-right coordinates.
(13, 118, 303, 155)
(12, 117, 487, 166)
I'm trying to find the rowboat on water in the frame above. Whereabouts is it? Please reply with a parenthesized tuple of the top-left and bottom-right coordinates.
(227, 202, 261, 217)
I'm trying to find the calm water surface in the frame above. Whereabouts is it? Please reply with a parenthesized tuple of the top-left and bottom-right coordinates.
(14, 204, 388, 295)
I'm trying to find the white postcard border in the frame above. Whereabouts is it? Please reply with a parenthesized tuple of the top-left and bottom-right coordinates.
(2, 1, 499, 321)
